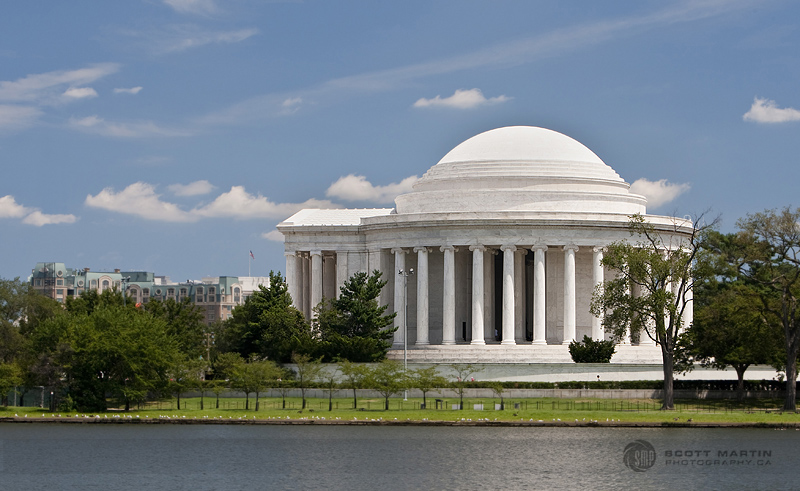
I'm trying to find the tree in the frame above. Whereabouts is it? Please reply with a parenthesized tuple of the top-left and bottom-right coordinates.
(736, 207, 800, 411)
(169, 358, 206, 410)
(688, 231, 782, 399)
(321, 366, 340, 411)
(229, 355, 278, 411)
(218, 272, 312, 362)
(568, 336, 616, 363)
(0, 362, 22, 406)
(338, 360, 369, 409)
(292, 353, 323, 409)
(449, 364, 477, 410)
(145, 298, 206, 359)
(591, 214, 713, 410)
(315, 270, 396, 362)
(409, 366, 448, 409)
(489, 382, 506, 410)
(366, 360, 405, 410)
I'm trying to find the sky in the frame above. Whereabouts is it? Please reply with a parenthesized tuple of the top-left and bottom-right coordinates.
(2, 0, 799, 282)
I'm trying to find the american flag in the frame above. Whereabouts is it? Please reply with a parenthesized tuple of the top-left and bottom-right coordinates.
(249, 250, 255, 260)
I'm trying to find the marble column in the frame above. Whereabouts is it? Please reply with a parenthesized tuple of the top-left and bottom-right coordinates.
(532, 245, 547, 345)
(591, 247, 605, 341)
(514, 248, 525, 342)
(414, 246, 430, 346)
(441, 245, 456, 345)
(469, 245, 485, 345)
(562, 245, 578, 345)
(336, 251, 348, 299)
(620, 279, 632, 345)
(285, 252, 298, 310)
(484, 248, 495, 343)
(500, 245, 516, 345)
(310, 251, 323, 312)
(392, 248, 406, 347)
(301, 253, 309, 318)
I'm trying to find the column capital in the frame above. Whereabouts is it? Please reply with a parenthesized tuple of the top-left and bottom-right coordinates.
(592, 246, 606, 254)
(310, 250, 323, 257)
(284, 251, 297, 258)
(563, 244, 579, 252)
(440, 245, 457, 253)
(391, 247, 406, 255)
(531, 244, 548, 252)
(413, 246, 431, 253)
(500, 244, 517, 252)
(469, 245, 486, 252)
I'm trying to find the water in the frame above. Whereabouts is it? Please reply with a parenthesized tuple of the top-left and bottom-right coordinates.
(0, 423, 797, 490)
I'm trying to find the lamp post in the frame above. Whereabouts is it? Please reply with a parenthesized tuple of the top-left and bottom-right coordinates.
(121, 276, 131, 306)
(399, 268, 414, 400)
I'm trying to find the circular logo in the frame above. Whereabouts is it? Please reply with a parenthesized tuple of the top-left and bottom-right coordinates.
(623, 440, 656, 472)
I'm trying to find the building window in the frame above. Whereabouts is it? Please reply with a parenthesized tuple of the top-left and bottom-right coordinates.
(56, 289, 64, 295)
(208, 287, 215, 295)
(168, 288, 175, 296)
(180, 288, 188, 296)
(91, 279, 97, 289)
(234, 287, 240, 302)
(143, 288, 150, 296)
(102, 280, 110, 290)
(56, 279, 63, 286)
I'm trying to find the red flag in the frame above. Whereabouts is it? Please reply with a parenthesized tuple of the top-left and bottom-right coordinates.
(249, 250, 255, 260)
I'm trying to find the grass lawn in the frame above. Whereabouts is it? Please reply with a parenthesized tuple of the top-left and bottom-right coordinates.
(3, 396, 800, 425)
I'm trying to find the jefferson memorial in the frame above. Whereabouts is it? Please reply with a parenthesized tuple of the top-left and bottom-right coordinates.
(278, 126, 693, 365)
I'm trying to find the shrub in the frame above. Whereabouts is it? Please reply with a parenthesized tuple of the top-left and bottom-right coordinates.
(568, 335, 616, 363)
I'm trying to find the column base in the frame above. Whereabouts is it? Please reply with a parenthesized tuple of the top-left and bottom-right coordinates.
(500, 340, 516, 345)
(441, 340, 456, 345)
(415, 341, 430, 346)
(470, 340, 486, 346)
(532, 339, 547, 345)
(561, 339, 574, 345)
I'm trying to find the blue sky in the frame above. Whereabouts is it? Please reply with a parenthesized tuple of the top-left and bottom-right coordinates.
(2, 0, 799, 282)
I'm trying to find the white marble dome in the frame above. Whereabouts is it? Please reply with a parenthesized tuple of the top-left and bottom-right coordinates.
(394, 126, 647, 215)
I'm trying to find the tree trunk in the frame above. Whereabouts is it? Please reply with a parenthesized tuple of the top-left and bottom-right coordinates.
(301, 388, 306, 409)
(177, 392, 181, 410)
(200, 391, 204, 410)
(245, 393, 249, 410)
(385, 396, 389, 410)
(255, 391, 260, 411)
(352, 388, 357, 410)
(784, 345, 798, 412)
(460, 389, 464, 410)
(661, 348, 674, 410)
(282, 395, 286, 409)
(422, 392, 427, 409)
(215, 393, 219, 409)
(328, 389, 333, 411)
(734, 364, 748, 401)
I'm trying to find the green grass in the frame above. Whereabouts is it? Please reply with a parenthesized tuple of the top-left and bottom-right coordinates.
(3, 396, 800, 424)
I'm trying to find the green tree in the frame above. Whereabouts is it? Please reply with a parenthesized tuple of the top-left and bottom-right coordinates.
(169, 358, 206, 410)
(449, 364, 477, 410)
(0, 362, 22, 406)
(409, 366, 448, 409)
(568, 336, 616, 363)
(292, 353, 323, 409)
(232, 356, 280, 411)
(735, 207, 800, 411)
(591, 214, 714, 410)
(316, 270, 396, 362)
(338, 360, 369, 409)
(489, 382, 506, 410)
(218, 272, 312, 362)
(145, 298, 206, 359)
(366, 360, 406, 410)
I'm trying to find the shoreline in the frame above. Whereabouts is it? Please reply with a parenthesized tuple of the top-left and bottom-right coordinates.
(2, 416, 798, 428)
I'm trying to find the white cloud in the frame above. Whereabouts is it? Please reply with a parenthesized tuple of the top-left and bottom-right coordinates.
(86, 182, 339, 222)
(168, 180, 215, 196)
(68, 115, 191, 138)
(0, 195, 77, 226)
(21, 211, 77, 226)
(629, 178, 691, 209)
(326, 174, 417, 204)
(114, 86, 143, 95)
(0, 105, 42, 131)
(164, 0, 218, 16)
(262, 230, 284, 242)
(743, 97, 800, 124)
(85, 182, 197, 222)
(193, 186, 338, 219)
(0, 195, 31, 218)
(413, 88, 510, 109)
(63, 87, 98, 99)
(0, 63, 119, 103)
(124, 25, 258, 55)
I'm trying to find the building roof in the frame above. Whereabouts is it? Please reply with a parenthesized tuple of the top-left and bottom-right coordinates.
(280, 208, 394, 227)
(394, 126, 647, 216)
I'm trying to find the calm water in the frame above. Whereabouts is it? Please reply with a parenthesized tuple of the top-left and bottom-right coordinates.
(0, 423, 797, 490)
